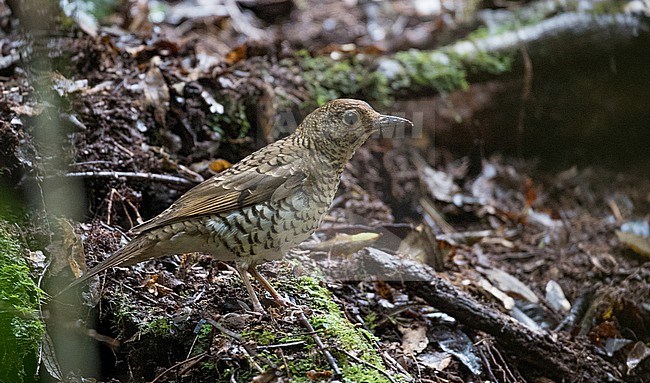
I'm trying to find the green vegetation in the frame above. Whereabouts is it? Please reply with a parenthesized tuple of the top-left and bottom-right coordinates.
(295, 51, 392, 109)
(236, 275, 397, 382)
(292, 45, 511, 110)
(143, 316, 176, 337)
(392, 50, 470, 93)
(0, 221, 44, 383)
(207, 98, 251, 140)
(296, 277, 389, 383)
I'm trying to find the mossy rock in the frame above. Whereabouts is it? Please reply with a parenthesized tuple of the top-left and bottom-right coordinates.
(0, 221, 44, 383)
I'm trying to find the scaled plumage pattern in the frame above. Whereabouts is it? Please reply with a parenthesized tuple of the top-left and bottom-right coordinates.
(67, 99, 413, 312)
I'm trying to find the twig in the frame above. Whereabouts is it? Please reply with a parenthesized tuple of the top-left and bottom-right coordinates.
(224, 0, 264, 40)
(256, 340, 306, 350)
(296, 311, 342, 377)
(380, 350, 414, 382)
(148, 352, 207, 383)
(65, 171, 196, 186)
(106, 188, 116, 226)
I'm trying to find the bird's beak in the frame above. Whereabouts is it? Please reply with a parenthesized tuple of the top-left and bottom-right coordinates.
(372, 114, 414, 138)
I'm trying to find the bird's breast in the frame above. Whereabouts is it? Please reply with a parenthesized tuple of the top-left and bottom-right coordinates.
(150, 175, 341, 267)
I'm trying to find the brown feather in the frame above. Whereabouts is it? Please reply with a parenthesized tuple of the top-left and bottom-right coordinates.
(131, 150, 307, 235)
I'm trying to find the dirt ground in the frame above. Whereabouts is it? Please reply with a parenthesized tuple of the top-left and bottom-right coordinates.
(1, 1, 649, 382)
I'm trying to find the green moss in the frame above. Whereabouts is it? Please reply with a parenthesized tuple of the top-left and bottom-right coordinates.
(111, 290, 139, 329)
(242, 326, 279, 346)
(449, 49, 513, 76)
(143, 317, 177, 338)
(108, 289, 180, 339)
(291, 277, 395, 383)
(588, 0, 626, 15)
(289, 40, 513, 108)
(0, 221, 44, 383)
(296, 52, 392, 109)
(207, 99, 251, 139)
(192, 323, 213, 354)
(364, 311, 378, 331)
(392, 50, 469, 93)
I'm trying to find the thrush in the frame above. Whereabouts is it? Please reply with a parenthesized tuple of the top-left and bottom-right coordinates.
(66, 99, 413, 312)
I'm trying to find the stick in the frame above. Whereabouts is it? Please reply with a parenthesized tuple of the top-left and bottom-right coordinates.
(296, 311, 342, 377)
(148, 352, 207, 383)
(65, 171, 196, 186)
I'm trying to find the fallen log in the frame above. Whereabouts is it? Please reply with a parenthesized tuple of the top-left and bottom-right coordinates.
(362, 249, 623, 382)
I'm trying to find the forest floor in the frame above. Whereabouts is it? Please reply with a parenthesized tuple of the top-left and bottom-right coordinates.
(1, 1, 649, 382)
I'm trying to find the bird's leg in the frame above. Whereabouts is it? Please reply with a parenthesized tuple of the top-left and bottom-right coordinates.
(235, 265, 265, 313)
(248, 265, 288, 307)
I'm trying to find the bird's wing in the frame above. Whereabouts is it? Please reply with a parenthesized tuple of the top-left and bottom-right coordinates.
(131, 156, 307, 235)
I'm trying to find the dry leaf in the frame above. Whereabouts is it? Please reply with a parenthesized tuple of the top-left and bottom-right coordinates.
(480, 267, 539, 303)
(399, 325, 429, 355)
(226, 44, 248, 64)
(143, 58, 170, 125)
(210, 159, 233, 173)
(627, 341, 650, 371)
(616, 230, 650, 258)
(300, 232, 380, 256)
(418, 351, 452, 371)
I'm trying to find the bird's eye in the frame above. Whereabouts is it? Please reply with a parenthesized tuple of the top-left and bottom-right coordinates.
(343, 110, 359, 126)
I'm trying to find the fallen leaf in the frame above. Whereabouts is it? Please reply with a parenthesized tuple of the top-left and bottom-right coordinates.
(9, 103, 43, 116)
(418, 351, 452, 371)
(143, 57, 170, 125)
(305, 369, 332, 381)
(627, 341, 650, 371)
(226, 44, 248, 64)
(210, 159, 233, 173)
(480, 267, 539, 303)
(51, 72, 89, 96)
(616, 230, 650, 258)
(300, 232, 380, 256)
(604, 338, 632, 357)
(476, 277, 515, 310)
(46, 219, 86, 277)
(399, 325, 429, 355)
(431, 326, 482, 375)
(545, 280, 571, 313)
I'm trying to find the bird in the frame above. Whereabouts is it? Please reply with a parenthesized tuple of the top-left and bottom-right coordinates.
(65, 99, 413, 312)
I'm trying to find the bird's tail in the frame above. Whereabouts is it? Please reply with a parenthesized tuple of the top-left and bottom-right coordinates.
(57, 236, 155, 295)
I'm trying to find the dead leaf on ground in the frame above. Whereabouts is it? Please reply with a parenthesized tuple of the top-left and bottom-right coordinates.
(626, 341, 650, 371)
(46, 218, 86, 277)
(479, 267, 539, 303)
(418, 351, 452, 372)
(430, 326, 482, 375)
(210, 159, 233, 173)
(399, 324, 429, 355)
(305, 369, 332, 381)
(616, 230, 650, 258)
(143, 57, 170, 125)
(51, 72, 89, 96)
(300, 232, 380, 256)
(545, 280, 571, 313)
(226, 44, 248, 64)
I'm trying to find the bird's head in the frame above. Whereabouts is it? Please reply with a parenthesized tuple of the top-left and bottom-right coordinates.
(297, 99, 413, 166)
